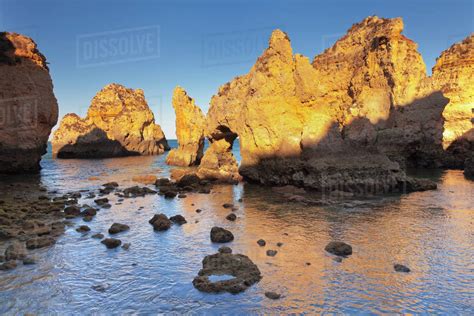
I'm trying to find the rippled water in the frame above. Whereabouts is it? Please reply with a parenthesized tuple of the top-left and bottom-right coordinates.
(0, 141, 473, 314)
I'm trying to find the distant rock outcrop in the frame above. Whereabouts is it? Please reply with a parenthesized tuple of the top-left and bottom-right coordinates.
(0, 32, 58, 173)
(166, 87, 205, 166)
(201, 17, 468, 191)
(52, 83, 169, 158)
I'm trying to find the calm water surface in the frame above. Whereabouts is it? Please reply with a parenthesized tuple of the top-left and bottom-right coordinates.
(0, 141, 473, 314)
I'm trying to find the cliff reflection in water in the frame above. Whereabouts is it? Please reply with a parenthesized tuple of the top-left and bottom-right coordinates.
(0, 145, 472, 314)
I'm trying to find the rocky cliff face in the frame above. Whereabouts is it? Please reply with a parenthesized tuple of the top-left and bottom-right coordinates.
(432, 34, 473, 167)
(202, 17, 470, 190)
(0, 32, 58, 173)
(52, 84, 169, 158)
(166, 87, 205, 166)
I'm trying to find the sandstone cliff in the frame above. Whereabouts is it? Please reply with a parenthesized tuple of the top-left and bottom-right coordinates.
(201, 17, 471, 190)
(0, 32, 58, 173)
(52, 84, 169, 158)
(432, 34, 473, 167)
(166, 87, 205, 166)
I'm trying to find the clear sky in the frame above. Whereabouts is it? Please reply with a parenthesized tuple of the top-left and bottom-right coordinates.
(1, 0, 472, 138)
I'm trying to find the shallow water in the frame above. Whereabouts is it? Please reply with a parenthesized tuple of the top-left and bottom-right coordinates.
(0, 141, 473, 314)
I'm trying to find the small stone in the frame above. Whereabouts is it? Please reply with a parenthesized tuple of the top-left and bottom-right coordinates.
(266, 250, 277, 257)
(306, 262, 311, 266)
(91, 233, 104, 239)
(277, 242, 283, 247)
(83, 216, 93, 222)
(101, 203, 112, 209)
(164, 191, 177, 199)
(210, 227, 234, 243)
(26, 236, 55, 249)
(64, 205, 81, 217)
(91, 284, 109, 292)
(195, 209, 202, 213)
(101, 238, 122, 249)
(325, 241, 352, 257)
(333, 256, 343, 263)
(178, 194, 187, 198)
(94, 198, 109, 205)
(257, 239, 266, 247)
(76, 225, 91, 233)
(81, 207, 97, 217)
(149, 214, 171, 231)
(170, 215, 187, 225)
(222, 203, 233, 209)
(265, 291, 281, 300)
(394, 264, 411, 273)
(226, 213, 237, 221)
(122, 243, 131, 250)
(108, 223, 130, 234)
(22, 257, 36, 265)
(218, 246, 232, 254)
(0, 260, 17, 270)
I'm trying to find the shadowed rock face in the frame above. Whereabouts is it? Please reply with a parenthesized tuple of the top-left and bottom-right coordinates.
(201, 16, 471, 190)
(166, 86, 205, 166)
(52, 83, 169, 158)
(0, 32, 58, 173)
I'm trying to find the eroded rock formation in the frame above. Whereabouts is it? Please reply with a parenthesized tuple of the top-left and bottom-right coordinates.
(166, 87, 205, 166)
(201, 17, 471, 191)
(52, 83, 169, 158)
(432, 34, 473, 167)
(0, 32, 58, 173)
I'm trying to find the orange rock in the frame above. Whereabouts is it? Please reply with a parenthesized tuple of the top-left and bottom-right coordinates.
(166, 87, 206, 166)
(0, 32, 58, 173)
(52, 84, 169, 158)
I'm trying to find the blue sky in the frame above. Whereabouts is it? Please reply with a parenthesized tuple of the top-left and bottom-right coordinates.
(1, 0, 472, 138)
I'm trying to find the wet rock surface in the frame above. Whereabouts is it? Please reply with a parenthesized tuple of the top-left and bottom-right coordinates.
(108, 223, 130, 234)
(394, 264, 411, 273)
(169, 215, 187, 225)
(325, 241, 353, 257)
(149, 214, 171, 231)
(192, 252, 262, 294)
(101, 238, 122, 249)
(210, 227, 234, 243)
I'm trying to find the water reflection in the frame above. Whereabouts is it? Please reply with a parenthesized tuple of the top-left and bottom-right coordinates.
(0, 152, 472, 314)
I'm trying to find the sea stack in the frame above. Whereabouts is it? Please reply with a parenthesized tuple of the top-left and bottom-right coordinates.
(52, 83, 169, 158)
(0, 32, 58, 173)
(201, 17, 466, 191)
(166, 86, 205, 166)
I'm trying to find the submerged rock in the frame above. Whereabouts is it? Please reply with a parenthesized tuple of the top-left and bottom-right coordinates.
(26, 236, 55, 249)
(76, 225, 90, 233)
(394, 263, 411, 273)
(226, 213, 237, 221)
(265, 291, 281, 300)
(192, 252, 262, 294)
(210, 227, 234, 243)
(101, 238, 122, 249)
(266, 250, 278, 257)
(169, 215, 187, 225)
(108, 223, 130, 234)
(52, 83, 169, 158)
(149, 214, 171, 231)
(0, 32, 58, 174)
(257, 239, 266, 247)
(166, 87, 206, 166)
(4, 241, 26, 261)
(325, 241, 353, 257)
